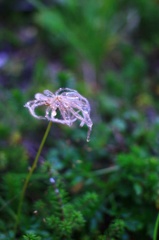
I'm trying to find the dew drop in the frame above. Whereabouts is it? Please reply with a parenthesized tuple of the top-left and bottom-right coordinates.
(86, 125, 92, 142)
(35, 93, 45, 100)
(51, 110, 57, 117)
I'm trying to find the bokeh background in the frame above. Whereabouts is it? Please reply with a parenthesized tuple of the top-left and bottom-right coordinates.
(1, 0, 159, 239)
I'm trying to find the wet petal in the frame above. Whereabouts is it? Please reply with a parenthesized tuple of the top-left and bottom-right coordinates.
(24, 88, 93, 141)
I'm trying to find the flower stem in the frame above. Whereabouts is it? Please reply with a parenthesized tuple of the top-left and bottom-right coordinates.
(14, 121, 52, 235)
(153, 212, 159, 240)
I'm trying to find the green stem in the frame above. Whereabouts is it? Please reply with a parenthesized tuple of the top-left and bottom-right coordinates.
(94, 166, 119, 176)
(153, 212, 159, 240)
(14, 121, 52, 234)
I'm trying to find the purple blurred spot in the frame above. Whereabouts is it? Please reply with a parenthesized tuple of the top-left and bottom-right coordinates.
(50, 177, 55, 184)
(0, 52, 8, 68)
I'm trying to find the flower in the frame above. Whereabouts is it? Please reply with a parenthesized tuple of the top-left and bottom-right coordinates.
(24, 88, 93, 141)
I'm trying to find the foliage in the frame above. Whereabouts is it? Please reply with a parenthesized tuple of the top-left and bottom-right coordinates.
(105, 219, 125, 240)
(0, 0, 159, 239)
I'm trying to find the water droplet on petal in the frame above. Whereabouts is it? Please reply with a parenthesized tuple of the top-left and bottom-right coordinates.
(35, 93, 45, 100)
(51, 110, 57, 117)
(86, 125, 92, 142)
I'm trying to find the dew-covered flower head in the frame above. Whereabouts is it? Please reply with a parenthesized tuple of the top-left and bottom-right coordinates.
(24, 88, 93, 141)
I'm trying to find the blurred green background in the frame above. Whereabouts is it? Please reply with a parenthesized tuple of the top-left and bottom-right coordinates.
(1, 0, 159, 239)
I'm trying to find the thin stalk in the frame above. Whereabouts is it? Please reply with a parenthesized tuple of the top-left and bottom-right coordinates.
(14, 121, 52, 234)
(94, 166, 119, 176)
(153, 212, 159, 240)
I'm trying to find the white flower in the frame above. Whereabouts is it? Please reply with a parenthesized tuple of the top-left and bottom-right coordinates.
(24, 88, 93, 141)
